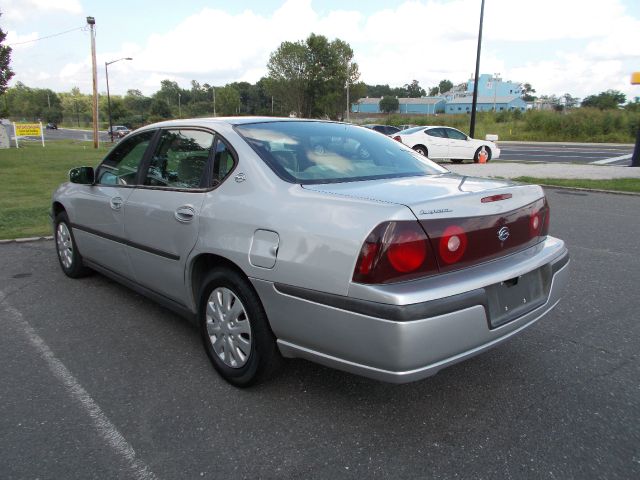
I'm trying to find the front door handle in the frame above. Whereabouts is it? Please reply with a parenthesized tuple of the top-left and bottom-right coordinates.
(110, 196, 123, 211)
(174, 205, 196, 223)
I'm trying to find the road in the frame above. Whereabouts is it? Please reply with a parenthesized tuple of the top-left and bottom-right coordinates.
(43, 127, 111, 143)
(498, 142, 634, 166)
(1, 189, 638, 479)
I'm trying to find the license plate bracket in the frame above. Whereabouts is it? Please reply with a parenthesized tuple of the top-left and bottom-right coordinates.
(485, 266, 551, 328)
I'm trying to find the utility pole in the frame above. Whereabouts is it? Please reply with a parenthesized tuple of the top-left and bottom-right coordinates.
(87, 16, 98, 148)
(631, 72, 640, 167)
(469, 0, 485, 138)
(178, 93, 181, 118)
(493, 72, 499, 112)
(212, 87, 216, 116)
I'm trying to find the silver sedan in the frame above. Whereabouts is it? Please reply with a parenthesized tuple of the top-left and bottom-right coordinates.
(52, 118, 569, 387)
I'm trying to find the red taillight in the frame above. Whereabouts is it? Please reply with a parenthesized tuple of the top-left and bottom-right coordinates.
(529, 211, 541, 237)
(481, 193, 512, 203)
(438, 225, 468, 264)
(387, 229, 427, 272)
(352, 221, 437, 284)
(393, 135, 402, 142)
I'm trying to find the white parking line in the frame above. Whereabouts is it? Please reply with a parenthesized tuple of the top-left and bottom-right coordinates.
(0, 293, 158, 480)
(591, 154, 632, 165)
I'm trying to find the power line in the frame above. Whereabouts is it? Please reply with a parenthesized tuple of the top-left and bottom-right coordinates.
(8, 26, 85, 47)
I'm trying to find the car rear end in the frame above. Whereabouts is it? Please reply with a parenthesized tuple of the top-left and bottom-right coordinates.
(262, 180, 568, 383)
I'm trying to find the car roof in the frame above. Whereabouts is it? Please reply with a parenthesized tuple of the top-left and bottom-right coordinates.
(134, 117, 345, 133)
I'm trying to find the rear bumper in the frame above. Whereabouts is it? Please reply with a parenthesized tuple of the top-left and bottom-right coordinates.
(251, 238, 569, 383)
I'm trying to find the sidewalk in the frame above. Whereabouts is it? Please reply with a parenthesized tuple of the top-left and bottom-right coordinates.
(445, 161, 640, 180)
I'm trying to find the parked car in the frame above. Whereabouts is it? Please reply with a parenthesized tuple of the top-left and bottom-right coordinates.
(108, 125, 130, 139)
(398, 124, 417, 131)
(394, 126, 500, 163)
(363, 124, 401, 136)
(46, 123, 58, 130)
(52, 118, 569, 387)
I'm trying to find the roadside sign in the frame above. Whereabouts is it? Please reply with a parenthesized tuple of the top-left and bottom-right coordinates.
(632, 72, 640, 85)
(13, 122, 45, 148)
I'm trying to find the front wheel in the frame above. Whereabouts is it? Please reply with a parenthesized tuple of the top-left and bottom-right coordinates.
(199, 268, 282, 387)
(54, 212, 91, 278)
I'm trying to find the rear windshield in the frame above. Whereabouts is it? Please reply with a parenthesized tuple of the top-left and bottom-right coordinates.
(235, 121, 447, 184)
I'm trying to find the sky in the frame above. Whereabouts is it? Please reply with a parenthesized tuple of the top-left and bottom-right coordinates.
(2, 0, 640, 101)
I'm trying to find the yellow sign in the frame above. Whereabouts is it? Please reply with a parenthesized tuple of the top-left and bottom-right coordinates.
(15, 123, 42, 136)
(632, 72, 640, 85)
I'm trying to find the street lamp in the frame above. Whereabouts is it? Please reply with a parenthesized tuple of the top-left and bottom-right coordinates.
(178, 92, 182, 118)
(105, 57, 132, 141)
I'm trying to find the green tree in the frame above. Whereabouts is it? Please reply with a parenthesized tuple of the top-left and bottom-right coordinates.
(267, 33, 359, 119)
(149, 98, 171, 119)
(438, 79, 453, 94)
(216, 85, 241, 116)
(428, 86, 439, 96)
(582, 90, 626, 110)
(59, 87, 91, 126)
(379, 96, 399, 114)
(0, 12, 14, 97)
(521, 83, 537, 102)
(404, 80, 425, 98)
(267, 40, 308, 116)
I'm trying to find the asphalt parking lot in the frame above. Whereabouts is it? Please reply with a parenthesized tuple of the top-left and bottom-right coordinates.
(1, 189, 639, 480)
(498, 142, 634, 166)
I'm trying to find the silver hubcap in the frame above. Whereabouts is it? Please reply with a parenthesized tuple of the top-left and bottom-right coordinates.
(205, 287, 252, 368)
(56, 222, 74, 269)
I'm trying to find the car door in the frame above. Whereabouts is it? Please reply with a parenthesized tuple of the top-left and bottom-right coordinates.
(444, 127, 473, 159)
(123, 128, 217, 303)
(70, 130, 156, 277)
(422, 128, 449, 158)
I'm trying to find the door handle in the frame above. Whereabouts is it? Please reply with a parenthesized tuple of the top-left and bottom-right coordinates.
(174, 205, 196, 223)
(110, 196, 123, 211)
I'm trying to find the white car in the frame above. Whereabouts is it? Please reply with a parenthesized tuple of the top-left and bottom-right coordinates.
(393, 126, 500, 163)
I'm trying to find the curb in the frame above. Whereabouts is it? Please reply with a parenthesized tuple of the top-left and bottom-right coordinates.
(532, 184, 640, 197)
(496, 141, 635, 147)
(0, 236, 53, 244)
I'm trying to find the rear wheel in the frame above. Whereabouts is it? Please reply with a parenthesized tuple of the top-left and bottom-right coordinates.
(54, 212, 91, 278)
(199, 268, 282, 387)
(473, 147, 492, 163)
(413, 145, 428, 157)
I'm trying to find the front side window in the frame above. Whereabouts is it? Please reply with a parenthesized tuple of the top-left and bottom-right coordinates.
(235, 121, 447, 184)
(97, 130, 155, 185)
(444, 128, 468, 141)
(144, 129, 214, 189)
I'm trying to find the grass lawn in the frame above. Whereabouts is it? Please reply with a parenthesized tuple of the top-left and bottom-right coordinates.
(0, 140, 109, 239)
(513, 177, 640, 193)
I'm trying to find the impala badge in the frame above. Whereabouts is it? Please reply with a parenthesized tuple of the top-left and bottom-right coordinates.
(497, 226, 510, 242)
(235, 173, 246, 183)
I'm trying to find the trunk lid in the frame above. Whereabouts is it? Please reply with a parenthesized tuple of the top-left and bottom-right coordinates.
(303, 173, 549, 274)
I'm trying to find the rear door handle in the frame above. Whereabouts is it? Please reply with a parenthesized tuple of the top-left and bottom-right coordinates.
(110, 196, 123, 211)
(174, 205, 196, 223)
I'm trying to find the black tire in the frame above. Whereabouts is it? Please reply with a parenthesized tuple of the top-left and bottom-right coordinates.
(413, 145, 428, 157)
(473, 147, 492, 163)
(54, 212, 92, 278)
(199, 267, 282, 387)
(450, 159, 464, 164)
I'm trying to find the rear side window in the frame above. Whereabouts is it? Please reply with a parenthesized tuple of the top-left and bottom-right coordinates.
(212, 139, 235, 185)
(97, 130, 155, 185)
(144, 129, 214, 189)
(444, 128, 468, 140)
(426, 128, 446, 138)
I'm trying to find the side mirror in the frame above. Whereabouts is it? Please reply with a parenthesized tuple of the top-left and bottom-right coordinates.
(69, 166, 95, 185)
